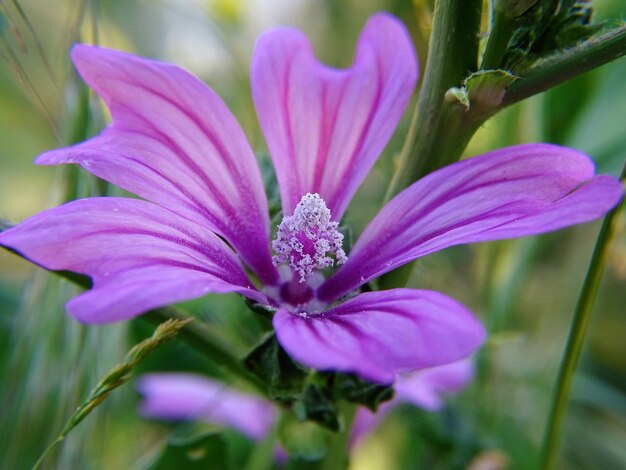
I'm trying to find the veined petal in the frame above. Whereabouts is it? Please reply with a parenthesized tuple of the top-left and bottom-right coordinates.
(273, 289, 485, 384)
(319, 144, 624, 301)
(251, 13, 417, 219)
(37, 45, 277, 284)
(0, 198, 266, 323)
(137, 373, 276, 441)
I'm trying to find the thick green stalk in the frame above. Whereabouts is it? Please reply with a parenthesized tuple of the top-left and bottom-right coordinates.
(387, 23, 626, 201)
(381, 23, 626, 289)
(319, 402, 357, 470)
(540, 164, 626, 470)
(379, 0, 483, 289)
(385, 0, 483, 200)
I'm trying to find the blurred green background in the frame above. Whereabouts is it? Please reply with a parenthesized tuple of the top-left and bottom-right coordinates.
(0, 0, 625, 469)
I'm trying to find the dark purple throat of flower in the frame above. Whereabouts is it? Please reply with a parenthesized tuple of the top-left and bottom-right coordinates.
(269, 193, 347, 312)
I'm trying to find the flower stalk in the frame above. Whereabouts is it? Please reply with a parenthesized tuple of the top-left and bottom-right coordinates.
(480, 0, 517, 70)
(320, 402, 357, 470)
(540, 162, 626, 470)
(385, 0, 483, 199)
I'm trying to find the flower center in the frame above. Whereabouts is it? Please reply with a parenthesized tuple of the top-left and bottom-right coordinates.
(272, 193, 347, 284)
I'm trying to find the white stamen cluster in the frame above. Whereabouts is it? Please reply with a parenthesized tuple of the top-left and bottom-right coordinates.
(272, 193, 347, 283)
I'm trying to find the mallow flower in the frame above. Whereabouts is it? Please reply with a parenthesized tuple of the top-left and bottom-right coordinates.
(0, 13, 622, 384)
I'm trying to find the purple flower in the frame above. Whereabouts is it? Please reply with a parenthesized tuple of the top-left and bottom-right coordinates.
(350, 359, 475, 449)
(138, 363, 473, 456)
(137, 373, 277, 441)
(0, 14, 622, 383)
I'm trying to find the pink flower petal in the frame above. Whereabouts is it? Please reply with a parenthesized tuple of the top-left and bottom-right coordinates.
(319, 144, 624, 301)
(251, 13, 418, 219)
(349, 402, 394, 449)
(37, 45, 277, 284)
(137, 373, 276, 441)
(394, 358, 475, 411)
(0, 198, 265, 323)
(273, 289, 485, 384)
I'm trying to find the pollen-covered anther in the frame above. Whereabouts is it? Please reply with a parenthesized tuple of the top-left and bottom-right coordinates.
(272, 193, 347, 283)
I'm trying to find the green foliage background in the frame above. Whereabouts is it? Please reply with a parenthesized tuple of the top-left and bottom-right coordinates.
(0, 0, 625, 468)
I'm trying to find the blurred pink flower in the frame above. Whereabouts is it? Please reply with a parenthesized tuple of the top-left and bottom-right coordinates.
(137, 373, 276, 441)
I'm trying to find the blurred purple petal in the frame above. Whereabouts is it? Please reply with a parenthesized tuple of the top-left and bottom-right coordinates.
(273, 289, 485, 383)
(349, 401, 394, 450)
(0, 198, 265, 323)
(251, 12, 417, 219)
(319, 144, 624, 301)
(350, 359, 475, 448)
(394, 358, 475, 411)
(137, 373, 276, 441)
(36, 45, 277, 284)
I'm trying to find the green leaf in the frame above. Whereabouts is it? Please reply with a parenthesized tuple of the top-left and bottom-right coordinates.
(146, 431, 231, 470)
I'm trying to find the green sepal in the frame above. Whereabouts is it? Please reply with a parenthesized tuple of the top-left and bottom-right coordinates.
(244, 333, 309, 400)
(331, 372, 395, 412)
(244, 334, 395, 431)
(293, 382, 340, 432)
(244, 299, 276, 322)
(445, 70, 518, 111)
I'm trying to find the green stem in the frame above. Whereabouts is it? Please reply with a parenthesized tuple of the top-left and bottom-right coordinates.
(385, 0, 483, 200)
(319, 402, 357, 470)
(480, 1, 516, 70)
(379, 0, 483, 289)
(540, 163, 626, 470)
(502, 25, 626, 108)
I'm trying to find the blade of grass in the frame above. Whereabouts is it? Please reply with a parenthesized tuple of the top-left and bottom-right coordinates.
(10, 0, 59, 86)
(31, 318, 191, 470)
(540, 161, 626, 469)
